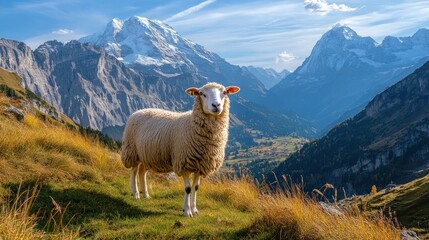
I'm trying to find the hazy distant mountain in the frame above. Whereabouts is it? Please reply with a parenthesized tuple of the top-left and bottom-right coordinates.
(242, 66, 290, 89)
(269, 25, 429, 128)
(272, 61, 429, 195)
(79, 16, 266, 102)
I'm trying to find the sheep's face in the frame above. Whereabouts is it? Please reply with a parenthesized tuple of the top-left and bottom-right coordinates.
(186, 83, 240, 116)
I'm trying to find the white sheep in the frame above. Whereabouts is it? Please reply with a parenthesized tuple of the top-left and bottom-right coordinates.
(121, 82, 240, 217)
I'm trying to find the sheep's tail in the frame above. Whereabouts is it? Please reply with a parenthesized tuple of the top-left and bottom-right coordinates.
(121, 139, 139, 168)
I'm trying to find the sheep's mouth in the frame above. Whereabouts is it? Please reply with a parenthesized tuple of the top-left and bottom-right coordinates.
(209, 109, 222, 115)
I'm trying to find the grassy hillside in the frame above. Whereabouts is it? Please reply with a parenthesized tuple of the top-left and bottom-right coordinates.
(0, 68, 404, 239)
(359, 174, 429, 238)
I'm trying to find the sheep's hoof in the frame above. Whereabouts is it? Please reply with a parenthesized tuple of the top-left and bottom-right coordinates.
(183, 209, 193, 217)
(191, 207, 199, 215)
(132, 192, 140, 200)
(139, 191, 150, 198)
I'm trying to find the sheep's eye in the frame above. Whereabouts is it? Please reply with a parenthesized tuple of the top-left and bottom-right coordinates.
(200, 92, 206, 97)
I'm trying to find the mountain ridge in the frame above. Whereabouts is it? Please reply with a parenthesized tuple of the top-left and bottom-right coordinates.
(272, 60, 429, 195)
(268, 25, 429, 128)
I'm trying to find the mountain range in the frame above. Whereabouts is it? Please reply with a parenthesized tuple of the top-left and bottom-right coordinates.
(268, 25, 429, 129)
(272, 61, 429, 195)
(0, 16, 318, 152)
(2, 16, 429, 164)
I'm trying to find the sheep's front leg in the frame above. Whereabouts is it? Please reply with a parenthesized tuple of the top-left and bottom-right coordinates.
(191, 173, 201, 215)
(182, 174, 193, 217)
(138, 166, 150, 198)
(130, 166, 140, 199)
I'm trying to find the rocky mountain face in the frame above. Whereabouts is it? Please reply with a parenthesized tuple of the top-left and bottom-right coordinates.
(34, 40, 180, 129)
(241, 66, 290, 89)
(0, 39, 60, 108)
(272, 61, 429, 195)
(0, 36, 316, 145)
(79, 16, 266, 102)
(268, 25, 429, 129)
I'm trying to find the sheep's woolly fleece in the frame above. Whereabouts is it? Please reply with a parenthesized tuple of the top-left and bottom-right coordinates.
(121, 82, 230, 177)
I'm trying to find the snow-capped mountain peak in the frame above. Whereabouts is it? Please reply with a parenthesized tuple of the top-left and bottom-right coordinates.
(109, 18, 123, 35)
(268, 26, 429, 128)
(79, 16, 214, 69)
(79, 16, 266, 101)
(326, 24, 359, 41)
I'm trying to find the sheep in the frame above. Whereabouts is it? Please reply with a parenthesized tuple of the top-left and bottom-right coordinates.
(121, 82, 240, 217)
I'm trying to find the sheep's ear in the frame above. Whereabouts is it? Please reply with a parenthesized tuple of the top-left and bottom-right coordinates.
(186, 87, 200, 96)
(225, 86, 240, 95)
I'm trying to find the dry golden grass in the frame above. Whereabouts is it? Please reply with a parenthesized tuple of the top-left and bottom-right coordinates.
(251, 184, 400, 240)
(0, 184, 78, 240)
(204, 175, 259, 212)
(0, 112, 123, 182)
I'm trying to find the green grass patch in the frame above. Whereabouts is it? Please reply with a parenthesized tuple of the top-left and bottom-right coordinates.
(3, 176, 257, 239)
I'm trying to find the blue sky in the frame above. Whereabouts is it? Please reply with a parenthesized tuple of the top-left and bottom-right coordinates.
(1, 0, 429, 71)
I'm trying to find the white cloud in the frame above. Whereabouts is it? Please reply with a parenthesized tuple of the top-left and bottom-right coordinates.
(52, 28, 74, 35)
(276, 51, 297, 63)
(304, 0, 357, 15)
(24, 30, 86, 49)
(164, 0, 216, 22)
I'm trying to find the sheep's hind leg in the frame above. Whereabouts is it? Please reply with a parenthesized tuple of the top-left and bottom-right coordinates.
(138, 165, 150, 198)
(182, 174, 193, 217)
(130, 166, 140, 200)
(190, 173, 201, 215)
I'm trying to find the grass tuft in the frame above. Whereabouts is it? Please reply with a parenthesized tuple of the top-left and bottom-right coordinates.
(251, 183, 400, 240)
(0, 183, 78, 240)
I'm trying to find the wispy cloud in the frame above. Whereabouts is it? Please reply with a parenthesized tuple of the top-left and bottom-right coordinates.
(164, 0, 216, 22)
(304, 0, 357, 16)
(338, 1, 429, 40)
(24, 29, 86, 49)
(52, 28, 74, 35)
(276, 51, 298, 63)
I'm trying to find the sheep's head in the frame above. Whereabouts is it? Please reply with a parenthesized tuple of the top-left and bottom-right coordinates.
(186, 82, 240, 116)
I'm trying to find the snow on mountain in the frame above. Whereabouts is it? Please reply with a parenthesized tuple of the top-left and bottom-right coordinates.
(79, 16, 266, 102)
(269, 25, 429, 129)
(80, 16, 218, 70)
(297, 25, 377, 75)
(295, 25, 429, 78)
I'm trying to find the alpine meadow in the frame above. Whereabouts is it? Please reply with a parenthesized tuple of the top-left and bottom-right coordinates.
(1, 0, 429, 239)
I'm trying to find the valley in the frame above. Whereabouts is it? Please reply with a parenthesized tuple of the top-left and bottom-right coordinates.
(226, 136, 308, 176)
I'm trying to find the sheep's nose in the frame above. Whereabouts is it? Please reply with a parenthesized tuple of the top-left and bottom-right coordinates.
(212, 103, 221, 108)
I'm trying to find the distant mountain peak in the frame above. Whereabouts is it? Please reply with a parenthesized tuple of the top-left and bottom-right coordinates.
(411, 28, 429, 45)
(328, 24, 358, 40)
(107, 18, 123, 35)
(79, 16, 202, 67)
(127, 16, 176, 34)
